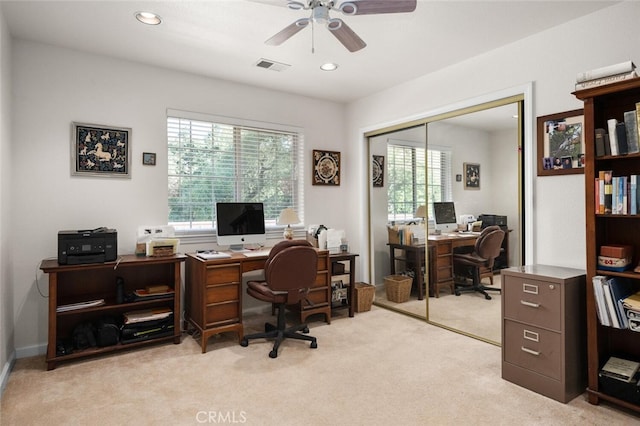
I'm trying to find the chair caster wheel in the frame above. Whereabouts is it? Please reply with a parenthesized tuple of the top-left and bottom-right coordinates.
(302, 326, 310, 333)
(240, 338, 248, 347)
(269, 350, 278, 358)
(485, 294, 492, 300)
(455, 291, 461, 296)
(310, 341, 317, 349)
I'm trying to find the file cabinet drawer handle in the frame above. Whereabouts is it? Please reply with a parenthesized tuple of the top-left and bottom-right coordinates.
(520, 300, 540, 308)
(521, 346, 540, 356)
(522, 283, 538, 294)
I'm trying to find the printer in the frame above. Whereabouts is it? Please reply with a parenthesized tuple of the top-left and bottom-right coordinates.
(58, 227, 117, 265)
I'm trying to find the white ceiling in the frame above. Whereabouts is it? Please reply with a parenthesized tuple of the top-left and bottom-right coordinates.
(2, 0, 618, 105)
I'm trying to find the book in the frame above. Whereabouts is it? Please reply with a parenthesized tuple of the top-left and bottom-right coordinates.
(623, 291, 640, 311)
(608, 277, 635, 328)
(123, 307, 172, 324)
(574, 70, 638, 91)
(600, 356, 640, 382)
(616, 122, 629, 155)
(576, 60, 636, 83)
(592, 276, 611, 327)
(56, 299, 105, 313)
(624, 110, 640, 154)
(602, 170, 613, 214)
(631, 175, 638, 215)
(601, 244, 634, 258)
(608, 119, 619, 155)
(602, 279, 621, 328)
(595, 128, 607, 157)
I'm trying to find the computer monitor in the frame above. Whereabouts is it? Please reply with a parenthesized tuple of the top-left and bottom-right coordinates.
(215, 202, 266, 251)
(433, 202, 458, 232)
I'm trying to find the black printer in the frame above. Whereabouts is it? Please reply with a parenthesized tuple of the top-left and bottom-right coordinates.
(58, 227, 117, 265)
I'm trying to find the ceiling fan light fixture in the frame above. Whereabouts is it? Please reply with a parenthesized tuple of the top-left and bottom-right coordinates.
(312, 5, 330, 25)
(338, 2, 357, 15)
(320, 62, 338, 71)
(287, 1, 306, 11)
(135, 11, 162, 25)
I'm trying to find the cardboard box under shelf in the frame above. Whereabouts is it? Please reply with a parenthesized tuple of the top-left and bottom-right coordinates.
(354, 282, 375, 312)
(384, 275, 412, 303)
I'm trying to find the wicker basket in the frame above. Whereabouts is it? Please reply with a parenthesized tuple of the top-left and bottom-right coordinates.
(354, 282, 375, 312)
(384, 275, 412, 303)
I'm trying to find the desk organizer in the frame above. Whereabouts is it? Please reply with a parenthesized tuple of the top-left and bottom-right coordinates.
(354, 282, 375, 312)
(384, 275, 412, 303)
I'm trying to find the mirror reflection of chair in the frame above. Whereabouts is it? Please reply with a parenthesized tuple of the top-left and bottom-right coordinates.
(240, 240, 319, 358)
(453, 227, 505, 300)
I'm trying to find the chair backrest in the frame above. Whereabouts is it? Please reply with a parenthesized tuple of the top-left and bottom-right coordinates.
(265, 240, 318, 304)
(476, 229, 505, 267)
(471, 225, 501, 252)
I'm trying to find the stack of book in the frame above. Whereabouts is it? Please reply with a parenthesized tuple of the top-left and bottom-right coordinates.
(600, 356, 640, 383)
(593, 105, 640, 158)
(592, 275, 635, 328)
(594, 170, 640, 215)
(598, 244, 633, 272)
(623, 291, 640, 332)
(121, 307, 174, 344)
(575, 60, 637, 91)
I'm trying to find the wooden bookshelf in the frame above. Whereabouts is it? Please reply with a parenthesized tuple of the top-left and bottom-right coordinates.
(575, 77, 640, 412)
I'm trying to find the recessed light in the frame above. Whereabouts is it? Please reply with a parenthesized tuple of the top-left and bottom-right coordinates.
(135, 11, 162, 25)
(320, 63, 338, 71)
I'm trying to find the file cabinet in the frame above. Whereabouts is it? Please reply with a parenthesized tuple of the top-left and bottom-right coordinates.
(501, 265, 586, 403)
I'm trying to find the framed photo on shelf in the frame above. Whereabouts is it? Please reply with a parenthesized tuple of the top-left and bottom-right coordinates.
(372, 155, 384, 187)
(464, 162, 480, 189)
(71, 122, 131, 178)
(313, 149, 341, 186)
(537, 109, 584, 176)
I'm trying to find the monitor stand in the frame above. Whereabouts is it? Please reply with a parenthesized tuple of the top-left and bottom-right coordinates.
(229, 245, 248, 253)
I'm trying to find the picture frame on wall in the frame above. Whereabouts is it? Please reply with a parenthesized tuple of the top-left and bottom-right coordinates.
(71, 122, 131, 178)
(372, 155, 384, 187)
(464, 162, 480, 189)
(142, 152, 156, 166)
(313, 149, 341, 186)
(537, 108, 584, 176)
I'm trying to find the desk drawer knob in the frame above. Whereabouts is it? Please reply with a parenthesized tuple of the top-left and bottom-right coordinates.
(520, 300, 540, 308)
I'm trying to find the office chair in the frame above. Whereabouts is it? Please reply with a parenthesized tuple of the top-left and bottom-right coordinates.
(453, 228, 505, 300)
(240, 240, 319, 358)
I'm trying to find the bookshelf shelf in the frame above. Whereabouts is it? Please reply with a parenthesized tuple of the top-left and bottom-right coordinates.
(575, 77, 640, 412)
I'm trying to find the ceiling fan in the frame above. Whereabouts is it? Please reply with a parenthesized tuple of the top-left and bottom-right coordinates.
(265, 0, 417, 52)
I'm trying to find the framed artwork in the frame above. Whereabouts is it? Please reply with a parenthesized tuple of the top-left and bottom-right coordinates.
(142, 152, 156, 166)
(537, 109, 584, 176)
(372, 155, 384, 187)
(313, 150, 340, 186)
(71, 122, 131, 178)
(464, 163, 480, 189)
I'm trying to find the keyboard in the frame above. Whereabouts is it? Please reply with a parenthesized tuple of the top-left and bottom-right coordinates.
(243, 249, 271, 258)
(196, 252, 231, 260)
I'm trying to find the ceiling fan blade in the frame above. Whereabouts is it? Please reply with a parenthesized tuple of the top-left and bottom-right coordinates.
(327, 19, 366, 52)
(339, 0, 417, 15)
(265, 19, 310, 46)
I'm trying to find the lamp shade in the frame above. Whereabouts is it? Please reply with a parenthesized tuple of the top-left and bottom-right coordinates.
(277, 208, 300, 225)
(415, 205, 427, 219)
(277, 208, 300, 240)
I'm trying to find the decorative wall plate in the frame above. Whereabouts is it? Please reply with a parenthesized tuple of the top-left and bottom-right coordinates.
(372, 155, 384, 187)
(313, 150, 340, 186)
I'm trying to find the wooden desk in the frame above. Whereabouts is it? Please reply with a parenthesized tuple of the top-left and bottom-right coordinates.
(185, 249, 331, 353)
(388, 233, 479, 299)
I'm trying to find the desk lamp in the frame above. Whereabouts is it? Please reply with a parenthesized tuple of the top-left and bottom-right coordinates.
(415, 205, 427, 225)
(277, 208, 300, 240)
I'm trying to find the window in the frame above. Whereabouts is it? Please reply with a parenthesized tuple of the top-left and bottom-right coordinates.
(167, 111, 304, 235)
(387, 142, 451, 222)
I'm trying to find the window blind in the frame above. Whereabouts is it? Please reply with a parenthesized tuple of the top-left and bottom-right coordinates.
(167, 112, 304, 234)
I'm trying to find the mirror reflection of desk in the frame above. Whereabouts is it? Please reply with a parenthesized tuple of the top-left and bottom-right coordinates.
(388, 233, 479, 299)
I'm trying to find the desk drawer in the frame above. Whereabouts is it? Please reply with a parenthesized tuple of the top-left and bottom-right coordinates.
(504, 320, 562, 380)
(206, 301, 240, 325)
(504, 275, 561, 331)
(205, 264, 241, 285)
(206, 282, 240, 304)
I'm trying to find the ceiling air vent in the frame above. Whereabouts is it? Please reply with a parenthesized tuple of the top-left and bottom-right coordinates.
(255, 58, 291, 72)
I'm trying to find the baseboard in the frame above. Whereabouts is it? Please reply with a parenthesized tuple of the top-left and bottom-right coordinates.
(15, 343, 46, 359)
(0, 350, 16, 397)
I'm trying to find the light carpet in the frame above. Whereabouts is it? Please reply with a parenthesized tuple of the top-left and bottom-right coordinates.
(1, 307, 637, 425)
